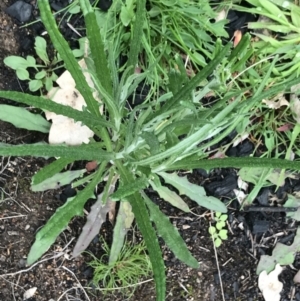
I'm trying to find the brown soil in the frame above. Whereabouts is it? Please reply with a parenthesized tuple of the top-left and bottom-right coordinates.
(1, 1, 300, 301)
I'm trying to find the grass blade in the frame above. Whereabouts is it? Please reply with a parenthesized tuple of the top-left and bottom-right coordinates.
(228, 33, 251, 61)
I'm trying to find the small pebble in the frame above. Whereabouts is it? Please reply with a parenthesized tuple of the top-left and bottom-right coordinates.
(0, 255, 6, 262)
(19, 258, 27, 268)
(5, 1, 32, 23)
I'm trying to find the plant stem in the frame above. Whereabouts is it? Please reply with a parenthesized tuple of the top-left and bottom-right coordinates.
(100, 127, 113, 152)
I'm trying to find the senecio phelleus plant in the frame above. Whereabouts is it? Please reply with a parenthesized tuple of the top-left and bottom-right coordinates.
(2, 1, 300, 300)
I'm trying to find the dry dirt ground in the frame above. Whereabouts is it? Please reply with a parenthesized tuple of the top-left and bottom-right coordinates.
(1, 1, 300, 301)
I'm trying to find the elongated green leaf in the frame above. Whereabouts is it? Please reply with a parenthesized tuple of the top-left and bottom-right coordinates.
(120, 0, 135, 26)
(249, 22, 292, 33)
(168, 69, 185, 95)
(228, 33, 251, 61)
(0, 143, 113, 161)
(158, 172, 227, 213)
(163, 157, 300, 172)
(35, 70, 47, 80)
(149, 179, 190, 213)
(32, 158, 75, 186)
(38, 0, 100, 117)
(0, 91, 115, 130)
(291, 10, 300, 28)
(109, 201, 134, 264)
(253, 54, 277, 97)
(142, 192, 199, 268)
(27, 165, 105, 265)
(119, 71, 148, 107)
(115, 161, 165, 301)
(235, 2, 289, 25)
(251, 32, 281, 47)
(79, 0, 112, 96)
(258, 0, 289, 23)
(31, 169, 86, 192)
(110, 176, 148, 201)
(82, 60, 121, 130)
(0, 104, 50, 133)
(127, 0, 146, 72)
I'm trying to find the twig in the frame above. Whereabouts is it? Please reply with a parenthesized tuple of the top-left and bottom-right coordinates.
(66, 22, 82, 37)
(11, 282, 16, 301)
(0, 156, 11, 174)
(0, 214, 27, 220)
(222, 258, 233, 267)
(178, 281, 189, 294)
(58, 266, 90, 301)
(210, 221, 225, 301)
(0, 273, 24, 292)
(244, 206, 297, 212)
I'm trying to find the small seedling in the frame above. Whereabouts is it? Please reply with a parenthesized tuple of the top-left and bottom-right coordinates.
(4, 36, 57, 92)
(209, 212, 228, 247)
(4, 36, 84, 92)
(88, 240, 152, 297)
